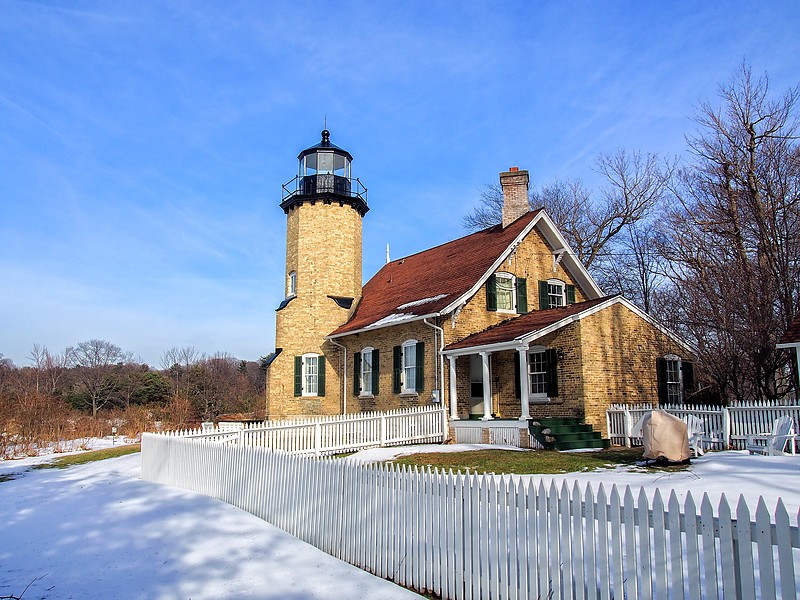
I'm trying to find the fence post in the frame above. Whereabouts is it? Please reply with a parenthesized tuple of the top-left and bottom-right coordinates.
(314, 423, 321, 457)
(238, 429, 243, 446)
(380, 414, 387, 447)
(722, 407, 731, 448)
(624, 407, 633, 447)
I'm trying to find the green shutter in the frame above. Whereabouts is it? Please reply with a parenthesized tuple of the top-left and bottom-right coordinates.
(353, 352, 361, 395)
(317, 355, 325, 397)
(486, 274, 497, 311)
(372, 349, 380, 395)
(294, 356, 302, 397)
(681, 360, 695, 400)
(415, 342, 425, 392)
(566, 284, 576, 305)
(656, 358, 668, 404)
(393, 346, 402, 393)
(545, 349, 559, 397)
(514, 352, 521, 399)
(516, 278, 528, 314)
(539, 280, 549, 310)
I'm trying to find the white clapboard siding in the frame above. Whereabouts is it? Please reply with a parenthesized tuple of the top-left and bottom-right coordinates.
(607, 400, 800, 450)
(142, 434, 800, 599)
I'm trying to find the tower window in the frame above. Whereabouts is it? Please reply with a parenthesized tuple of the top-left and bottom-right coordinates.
(287, 271, 296, 298)
(294, 353, 325, 397)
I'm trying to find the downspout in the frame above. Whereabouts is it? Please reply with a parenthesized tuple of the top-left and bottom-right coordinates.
(424, 318, 448, 436)
(329, 337, 347, 415)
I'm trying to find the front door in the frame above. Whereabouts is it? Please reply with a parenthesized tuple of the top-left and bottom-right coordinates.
(469, 355, 484, 416)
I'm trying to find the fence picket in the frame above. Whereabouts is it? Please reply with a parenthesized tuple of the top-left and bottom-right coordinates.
(142, 425, 800, 600)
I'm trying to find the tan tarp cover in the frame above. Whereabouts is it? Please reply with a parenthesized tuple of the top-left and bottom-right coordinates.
(641, 409, 691, 462)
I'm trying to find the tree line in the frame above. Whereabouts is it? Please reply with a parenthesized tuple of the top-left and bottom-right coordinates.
(0, 340, 267, 456)
(463, 64, 800, 404)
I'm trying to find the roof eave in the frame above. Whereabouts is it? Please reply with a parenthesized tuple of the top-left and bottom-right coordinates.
(326, 311, 442, 340)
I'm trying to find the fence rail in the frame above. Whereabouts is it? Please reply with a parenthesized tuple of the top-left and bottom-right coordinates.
(142, 434, 800, 599)
(607, 400, 800, 450)
(160, 405, 446, 456)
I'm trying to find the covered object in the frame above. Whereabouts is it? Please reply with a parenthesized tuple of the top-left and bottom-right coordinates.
(637, 409, 691, 462)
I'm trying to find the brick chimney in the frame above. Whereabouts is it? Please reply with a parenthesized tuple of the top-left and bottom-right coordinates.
(500, 167, 530, 228)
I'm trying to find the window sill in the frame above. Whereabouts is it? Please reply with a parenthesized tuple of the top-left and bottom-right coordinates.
(358, 393, 375, 399)
(399, 391, 419, 398)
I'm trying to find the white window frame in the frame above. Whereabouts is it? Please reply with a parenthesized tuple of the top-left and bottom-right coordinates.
(527, 346, 549, 401)
(302, 352, 319, 397)
(663, 354, 682, 404)
(402, 339, 417, 394)
(496, 272, 516, 313)
(360, 347, 374, 396)
(547, 279, 565, 309)
(287, 270, 297, 298)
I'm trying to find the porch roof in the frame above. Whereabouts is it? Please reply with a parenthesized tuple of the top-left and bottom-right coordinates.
(778, 313, 800, 346)
(443, 295, 618, 354)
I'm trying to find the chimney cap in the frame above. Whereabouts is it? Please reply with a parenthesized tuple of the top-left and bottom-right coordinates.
(509, 166, 519, 172)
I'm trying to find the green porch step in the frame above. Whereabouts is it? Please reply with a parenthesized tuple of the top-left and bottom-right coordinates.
(529, 418, 610, 451)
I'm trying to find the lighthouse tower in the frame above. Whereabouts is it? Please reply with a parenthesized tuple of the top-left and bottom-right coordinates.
(267, 130, 368, 417)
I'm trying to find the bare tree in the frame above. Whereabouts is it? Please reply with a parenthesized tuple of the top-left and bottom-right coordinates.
(70, 339, 128, 417)
(661, 63, 800, 401)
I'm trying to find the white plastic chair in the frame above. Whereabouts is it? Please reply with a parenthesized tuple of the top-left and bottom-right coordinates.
(683, 415, 705, 457)
(746, 416, 797, 456)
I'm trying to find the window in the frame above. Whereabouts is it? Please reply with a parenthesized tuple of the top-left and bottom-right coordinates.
(547, 280, 564, 308)
(538, 280, 576, 309)
(656, 356, 694, 404)
(287, 271, 296, 297)
(294, 353, 325, 397)
(529, 351, 548, 396)
(354, 347, 379, 396)
(393, 340, 424, 394)
(519, 348, 559, 401)
(486, 274, 528, 314)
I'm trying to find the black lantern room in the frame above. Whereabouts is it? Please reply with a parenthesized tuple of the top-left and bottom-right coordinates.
(280, 130, 368, 216)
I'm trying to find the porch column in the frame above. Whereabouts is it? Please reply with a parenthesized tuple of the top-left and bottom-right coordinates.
(518, 348, 531, 420)
(480, 351, 493, 420)
(448, 355, 459, 420)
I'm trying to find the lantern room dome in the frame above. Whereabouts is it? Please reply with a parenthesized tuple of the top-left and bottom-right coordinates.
(280, 130, 368, 216)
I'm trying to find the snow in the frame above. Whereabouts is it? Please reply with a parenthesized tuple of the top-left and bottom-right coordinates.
(364, 313, 415, 328)
(2, 435, 137, 460)
(396, 294, 449, 310)
(348, 444, 800, 515)
(0, 452, 422, 600)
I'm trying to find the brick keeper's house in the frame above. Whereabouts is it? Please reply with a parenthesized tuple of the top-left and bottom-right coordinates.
(265, 131, 695, 439)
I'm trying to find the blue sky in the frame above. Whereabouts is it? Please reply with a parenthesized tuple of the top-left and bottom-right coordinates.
(1, 1, 798, 367)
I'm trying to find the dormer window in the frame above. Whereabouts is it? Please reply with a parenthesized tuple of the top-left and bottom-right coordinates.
(538, 279, 576, 309)
(287, 271, 296, 297)
(548, 280, 565, 308)
(486, 273, 528, 314)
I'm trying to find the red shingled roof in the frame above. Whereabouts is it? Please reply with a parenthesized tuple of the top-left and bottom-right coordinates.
(444, 296, 618, 350)
(329, 210, 542, 336)
(780, 313, 800, 344)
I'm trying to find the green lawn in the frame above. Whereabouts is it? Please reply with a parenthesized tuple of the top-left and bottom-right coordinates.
(391, 446, 687, 475)
(32, 444, 141, 470)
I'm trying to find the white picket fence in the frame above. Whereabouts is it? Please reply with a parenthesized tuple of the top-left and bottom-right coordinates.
(159, 405, 447, 456)
(141, 434, 800, 599)
(607, 400, 800, 450)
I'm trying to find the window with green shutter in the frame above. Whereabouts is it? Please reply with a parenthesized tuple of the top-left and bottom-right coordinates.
(317, 355, 325, 397)
(353, 352, 361, 395)
(294, 356, 302, 397)
(393, 346, 402, 393)
(371, 348, 380, 394)
(545, 349, 558, 397)
(414, 341, 425, 392)
(486, 274, 497, 311)
(516, 277, 528, 314)
(566, 284, 576, 305)
(538, 280, 549, 310)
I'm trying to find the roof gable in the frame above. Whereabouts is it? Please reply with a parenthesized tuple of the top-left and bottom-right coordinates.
(328, 209, 604, 337)
(778, 313, 800, 346)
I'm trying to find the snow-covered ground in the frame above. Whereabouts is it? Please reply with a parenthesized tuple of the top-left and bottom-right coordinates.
(0, 452, 422, 600)
(2, 442, 798, 599)
(348, 444, 800, 515)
